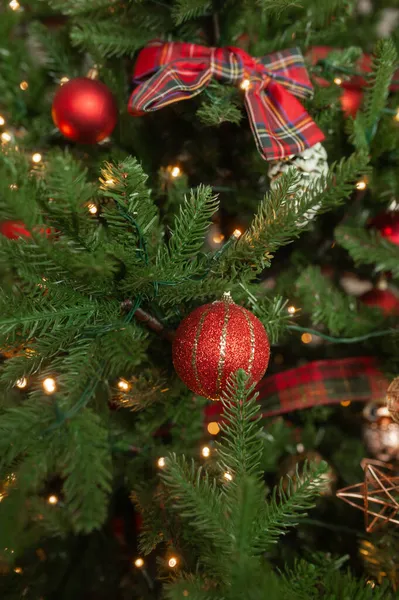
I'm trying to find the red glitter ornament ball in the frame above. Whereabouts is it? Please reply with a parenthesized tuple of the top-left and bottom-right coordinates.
(360, 289, 399, 316)
(52, 77, 117, 144)
(172, 294, 270, 400)
(369, 212, 399, 246)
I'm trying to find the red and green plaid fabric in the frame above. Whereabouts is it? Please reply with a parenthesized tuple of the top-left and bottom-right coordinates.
(204, 357, 388, 424)
(128, 40, 325, 161)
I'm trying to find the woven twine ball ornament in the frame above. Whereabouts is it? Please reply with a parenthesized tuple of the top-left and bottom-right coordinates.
(387, 377, 399, 424)
(268, 142, 328, 226)
(172, 293, 270, 400)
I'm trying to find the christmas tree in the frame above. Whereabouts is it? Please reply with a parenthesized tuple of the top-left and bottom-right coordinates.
(0, 0, 398, 598)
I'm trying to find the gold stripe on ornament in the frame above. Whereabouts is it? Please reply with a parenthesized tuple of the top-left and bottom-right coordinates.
(216, 301, 230, 398)
(240, 307, 255, 375)
(192, 306, 212, 398)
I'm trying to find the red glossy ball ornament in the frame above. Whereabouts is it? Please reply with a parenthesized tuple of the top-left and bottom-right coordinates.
(360, 289, 399, 316)
(172, 293, 270, 400)
(369, 212, 399, 246)
(340, 87, 363, 118)
(52, 77, 117, 144)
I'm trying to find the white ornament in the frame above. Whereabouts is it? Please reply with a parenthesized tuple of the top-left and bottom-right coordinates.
(268, 143, 328, 226)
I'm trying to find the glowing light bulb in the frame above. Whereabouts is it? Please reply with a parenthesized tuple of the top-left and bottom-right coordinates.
(15, 377, 27, 389)
(232, 229, 242, 239)
(0, 116, 5, 126)
(394, 108, 399, 122)
(42, 377, 56, 394)
(134, 558, 144, 568)
(223, 471, 233, 481)
(157, 457, 166, 468)
(19, 81, 29, 91)
(356, 180, 367, 190)
(48, 494, 58, 505)
(1, 132, 12, 143)
(170, 166, 181, 178)
(117, 379, 130, 391)
(201, 446, 211, 458)
(168, 556, 178, 568)
(14, 567, 22, 574)
(9, 184, 18, 190)
(296, 443, 304, 453)
(9, 0, 20, 10)
(105, 178, 115, 186)
(60, 76, 69, 85)
(88, 203, 98, 215)
(340, 400, 351, 407)
(240, 78, 251, 90)
(207, 422, 220, 435)
(0, 493, 6, 502)
(212, 234, 224, 244)
(334, 77, 342, 86)
(301, 333, 312, 344)
(287, 305, 296, 314)
(31, 152, 42, 164)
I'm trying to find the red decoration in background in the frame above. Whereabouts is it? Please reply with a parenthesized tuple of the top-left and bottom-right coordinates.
(360, 289, 399, 316)
(340, 88, 363, 118)
(173, 294, 270, 400)
(204, 357, 388, 426)
(0, 221, 52, 240)
(369, 212, 399, 246)
(52, 77, 118, 144)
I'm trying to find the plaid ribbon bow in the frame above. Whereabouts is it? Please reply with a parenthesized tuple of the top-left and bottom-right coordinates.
(128, 40, 325, 161)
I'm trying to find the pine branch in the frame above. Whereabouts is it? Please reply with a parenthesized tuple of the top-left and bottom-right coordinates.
(216, 371, 264, 482)
(70, 21, 156, 57)
(160, 456, 227, 551)
(165, 576, 221, 600)
(172, 0, 211, 25)
(46, 0, 118, 15)
(335, 225, 399, 279)
(295, 266, 384, 336)
(254, 460, 329, 550)
(363, 39, 397, 133)
(61, 409, 112, 533)
(197, 83, 242, 127)
(156, 185, 219, 274)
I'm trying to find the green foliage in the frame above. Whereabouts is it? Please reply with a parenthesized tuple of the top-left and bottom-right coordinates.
(161, 372, 328, 598)
(197, 83, 243, 127)
(335, 225, 399, 279)
(172, 0, 211, 24)
(61, 409, 112, 533)
(363, 39, 397, 134)
(295, 266, 384, 336)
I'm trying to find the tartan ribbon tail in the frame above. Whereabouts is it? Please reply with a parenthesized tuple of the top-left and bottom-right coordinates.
(245, 81, 325, 160)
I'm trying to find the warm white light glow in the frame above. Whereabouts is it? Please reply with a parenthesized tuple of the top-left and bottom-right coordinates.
(356, 180, 367, 191)
(223, 471, 233, 481)
(170, 166, 181, 178)
(117, 379, 130, 391)
(14, 567, 22, 574)
(201, 446, 211, 458)
(1, 132, 12, 143)
(16, 377, 27, 389)
(32, 152, 42, 163)
(212, 234, 224, 244)
(48, 494, 58, 505)
(42, 377, 56, 394)
(9, 0, 20, 10)
(9, 184, 18, 190)
(19, 81, 29, 91)
(301, 333, 312, 344)
(88, 203, 98, 215)
(134, 557, 144, 568)
(287, 305, 296, 314)
(0, 493, 6, 503)
(232, 229, 242, 239)
(340, 400, 351, 407)
(240, 78, 251, 90)
(0, 116, 5, 126)
(168, 557, 178, 568)
(157, 457, 166, 468)
(207, 422, 220, 435)
(334, 77, 342, 86)
(60, 76, 69, 85)
(394, 108, 399, 122)
(105, 178, 115, 186)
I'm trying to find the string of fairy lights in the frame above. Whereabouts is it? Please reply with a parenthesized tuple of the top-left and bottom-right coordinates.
(2, 0, 399, 580)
